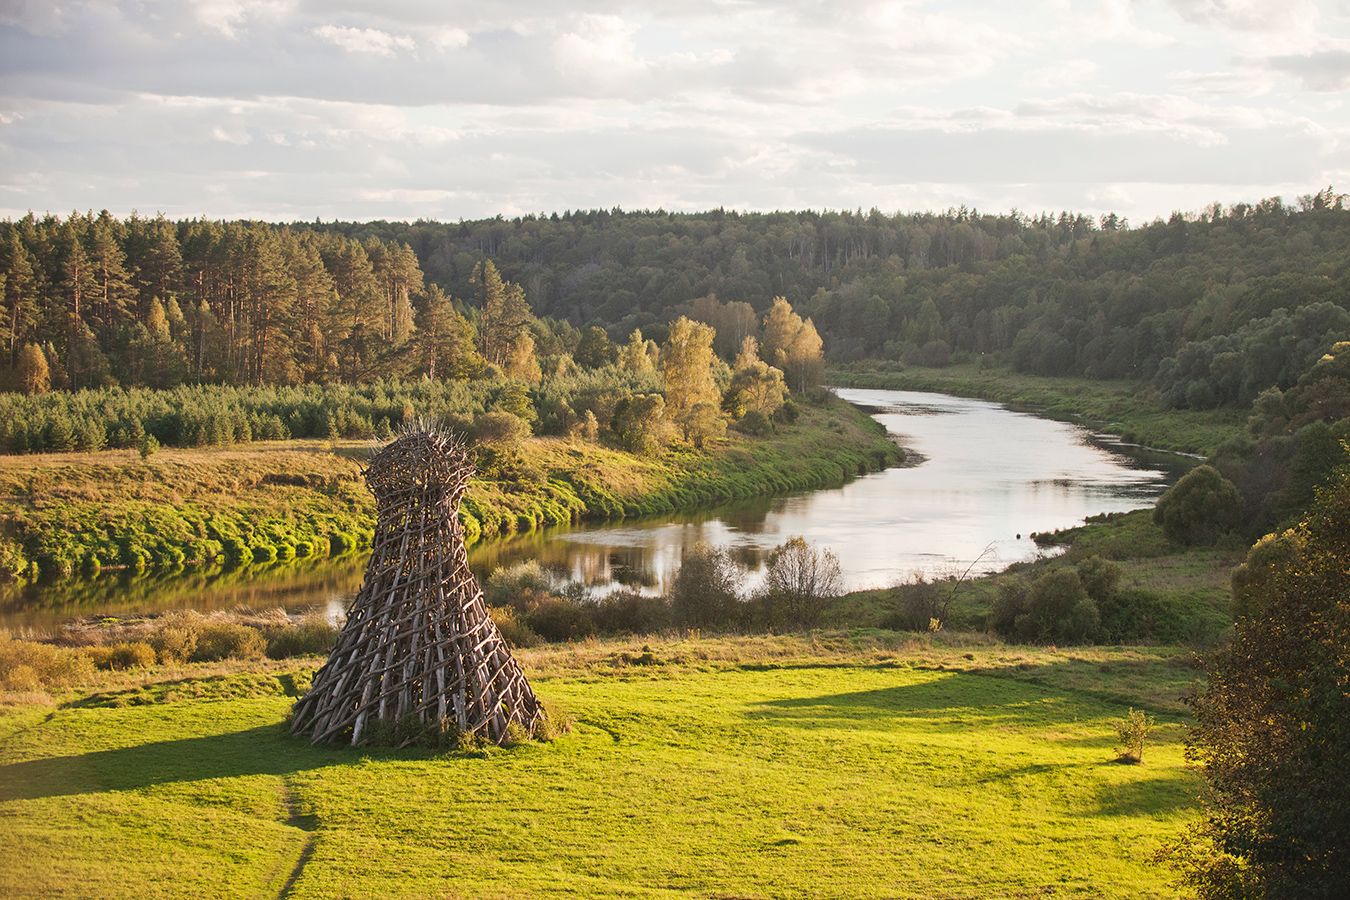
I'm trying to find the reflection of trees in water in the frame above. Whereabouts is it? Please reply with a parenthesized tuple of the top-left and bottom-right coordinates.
(0, 555, 367, 634)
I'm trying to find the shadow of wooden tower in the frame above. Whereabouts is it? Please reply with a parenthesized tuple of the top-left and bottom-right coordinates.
(291, 425, 541, 746)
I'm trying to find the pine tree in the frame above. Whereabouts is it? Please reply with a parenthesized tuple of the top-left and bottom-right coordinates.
(575, 325, 617, 368)
(324, 239, 380, 381)
(61, 221, 98, 337)
(3, 231, 38, 359)
(413, 285, 483, 380)
(133, 215, 183, 318)
(473, 259, 532, 366)
(242, 228, 298, 384)
(88, 212, 134, 331)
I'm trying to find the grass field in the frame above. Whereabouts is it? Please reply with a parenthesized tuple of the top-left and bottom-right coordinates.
(0, 633, 1201, 898)
(830, 363, 1244, 456)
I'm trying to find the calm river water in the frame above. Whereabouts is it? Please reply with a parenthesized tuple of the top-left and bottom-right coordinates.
(1, 388, 1186, 634)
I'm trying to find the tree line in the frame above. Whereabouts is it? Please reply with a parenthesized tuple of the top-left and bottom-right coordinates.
(0, 246, 823, 455)
(5, 192, 1346, 418)
(293, 187, 1348, 410)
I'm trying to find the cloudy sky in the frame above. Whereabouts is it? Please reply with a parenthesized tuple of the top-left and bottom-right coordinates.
(1, 0, 1347, 223)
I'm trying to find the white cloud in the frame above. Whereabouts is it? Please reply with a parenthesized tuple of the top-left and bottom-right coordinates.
(1023, 59, 1100, 89)
(312, 24, 416, 57)
(195, 0, 293, 39)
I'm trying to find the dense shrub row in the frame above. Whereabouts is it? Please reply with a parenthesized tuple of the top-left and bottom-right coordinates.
(0, 379, 492, 453)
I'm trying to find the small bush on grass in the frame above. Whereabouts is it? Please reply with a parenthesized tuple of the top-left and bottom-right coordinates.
(758, 536, 842, 628)
(882, 574, 948, 631)
(0, 636, 95, 691)
(989, 567, 1101, 644)
(1152, 464, 1242, 546)
(533, 701, 573, 742)
(1114, 708, 1155, 764)
(523, 595, 595, 642)
(671, 543, 742, 628)
(89, 641, 157, 671)
(489, 606, 542, 648)
(148, 615, 199, 663)
(592, 590, 671, 634)
(265, 618, 339, 659)
(192, 622, 266, 661)
(485, 560, 556, 608)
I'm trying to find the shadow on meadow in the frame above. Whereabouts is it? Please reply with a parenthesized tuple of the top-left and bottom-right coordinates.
(1092, 769, 1198, 817)
(745, 671, 1073, 729)
(0, 724, 356, 802)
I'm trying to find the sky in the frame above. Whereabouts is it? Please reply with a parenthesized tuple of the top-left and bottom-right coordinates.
(1, 0, 1348, 224)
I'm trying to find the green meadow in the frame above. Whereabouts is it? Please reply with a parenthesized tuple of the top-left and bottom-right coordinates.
(0, 634, 1201, 898)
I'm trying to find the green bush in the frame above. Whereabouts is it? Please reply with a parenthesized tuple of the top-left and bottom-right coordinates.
(1114, 708, 1155, 764)
(523, 595, 595, 642)
(484, 561, 555, 608)
(670, 543, 742, 628)
(735, 410, 772, 436)
(1076, 556, 1122, 603)
(1153, 464, 1242, 545)
(989, 567, 1101, 644)
(148, 618, 199, 663)
(192, 622, 266, 661)
(592, 590, 671, 634)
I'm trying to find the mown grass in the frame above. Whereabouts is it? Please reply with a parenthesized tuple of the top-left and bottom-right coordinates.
(830, 362, 1244, 456)
(0, 396, 899, 584)
(0, 633, 1199, 898)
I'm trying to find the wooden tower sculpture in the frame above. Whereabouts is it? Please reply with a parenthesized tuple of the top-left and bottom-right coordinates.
(291, 425, 542, 746)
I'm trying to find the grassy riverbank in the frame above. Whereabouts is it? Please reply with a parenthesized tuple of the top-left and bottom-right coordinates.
(830, 363, 1244, 456)
(829, 508, 1242, 647)
(0, 632, 1200, 898)
(0, 395, 900, 584)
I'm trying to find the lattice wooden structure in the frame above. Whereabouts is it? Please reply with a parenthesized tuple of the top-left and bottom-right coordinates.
(291, 425, 542, 746)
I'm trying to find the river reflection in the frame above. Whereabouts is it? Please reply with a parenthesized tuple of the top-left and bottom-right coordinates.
(466, 388, 1182, 596)
(1, 388, 1185, 633)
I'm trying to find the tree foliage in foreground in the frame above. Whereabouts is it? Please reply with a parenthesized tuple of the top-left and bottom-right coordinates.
(1164, 470, 1350, 897)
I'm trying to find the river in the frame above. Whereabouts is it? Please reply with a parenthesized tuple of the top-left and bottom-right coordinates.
(0, 388, 1186, 634)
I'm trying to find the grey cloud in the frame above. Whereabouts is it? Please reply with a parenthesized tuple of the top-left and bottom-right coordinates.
(0, 0, 1346, 223)
(1267, 48, 1350, 90)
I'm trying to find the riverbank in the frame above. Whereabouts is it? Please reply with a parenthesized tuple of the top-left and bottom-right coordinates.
(829, 362, 1243, 456)
(0, 631, 1199, 898)
(0, 395, 901, 585)
(825, 364, 1243, 646)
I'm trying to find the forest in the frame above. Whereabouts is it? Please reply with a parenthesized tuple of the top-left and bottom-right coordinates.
(2, 190, 1346, 420)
